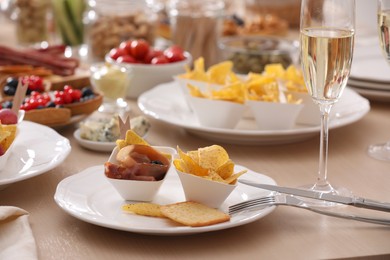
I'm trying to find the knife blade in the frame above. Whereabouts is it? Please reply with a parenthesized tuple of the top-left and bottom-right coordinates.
(239, 180, 390, 213)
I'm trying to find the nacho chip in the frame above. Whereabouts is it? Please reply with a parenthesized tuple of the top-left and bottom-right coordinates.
(207, 61, 233, 85)
(224, 170, 247, 185)
(187, 84, 205, 98)
(198, 145, 229, 171)
(216, 159, 234, 179)
(208, 170, 225, 182)
(116, 129, 149, 149)
(187, 150, 199, 163)
(174, 145, 246, 185)
(210, 82, 246, 104)
(175, 146, 209, 176)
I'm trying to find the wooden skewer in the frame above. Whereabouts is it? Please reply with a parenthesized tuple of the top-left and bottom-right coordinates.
(118, 115, 131, 139)
(12, 78, 28, 115)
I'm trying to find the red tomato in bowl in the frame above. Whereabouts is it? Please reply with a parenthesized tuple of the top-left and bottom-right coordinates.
(109, 48, 127, 60)
(130, 39, 150, 60)
(119, 40, 133, 55)
(151, 55, 169, 64)
(117, 55, 137, 64)
(163, 45, 185, 62)
(144, 49, 164, 64)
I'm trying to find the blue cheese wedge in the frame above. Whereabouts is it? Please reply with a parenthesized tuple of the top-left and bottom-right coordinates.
(79, 115, 150, 142)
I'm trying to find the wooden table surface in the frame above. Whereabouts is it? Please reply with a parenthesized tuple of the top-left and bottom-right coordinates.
(0, 99, 389, 260)
(1, 13, 390, 260)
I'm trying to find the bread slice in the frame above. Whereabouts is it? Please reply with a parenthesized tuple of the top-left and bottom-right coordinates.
(160, 201, 230, 227)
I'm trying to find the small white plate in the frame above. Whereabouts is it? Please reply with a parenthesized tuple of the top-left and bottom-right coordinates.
(54, 164, 276, 235)
(0, 121, 71, 190)
(74, 129, 116, 152)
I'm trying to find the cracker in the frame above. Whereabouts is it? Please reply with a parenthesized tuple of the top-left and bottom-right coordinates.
(160, 201, 230, 227)
(122, 203, 164, 218)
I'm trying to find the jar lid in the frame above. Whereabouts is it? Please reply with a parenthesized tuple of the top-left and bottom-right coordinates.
(167, 0, 225, 17)
(93, 0, 152, 14)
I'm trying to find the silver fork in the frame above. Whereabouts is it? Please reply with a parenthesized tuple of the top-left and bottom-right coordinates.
(228, 193, 390, 226)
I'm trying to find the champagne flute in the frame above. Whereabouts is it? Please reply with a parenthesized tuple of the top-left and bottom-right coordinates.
(367, 0, 390, 161)
(300, 0, 355, 205)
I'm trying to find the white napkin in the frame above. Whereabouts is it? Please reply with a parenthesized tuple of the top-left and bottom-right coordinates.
(0, 206, 38, 260)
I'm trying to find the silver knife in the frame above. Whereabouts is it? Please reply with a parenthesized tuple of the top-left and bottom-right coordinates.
(239, 180, 390, 213)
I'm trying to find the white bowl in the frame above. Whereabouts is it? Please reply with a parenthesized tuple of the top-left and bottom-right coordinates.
(0, 110, 22, 171)
(247, 100, 304, 130)
(287, 91, 320, 125)
(0, 128, 18, 171)
(105, 145, 176, 202)
(105, 53, 192, 98)
(175, 169, 237, 208)
(188, 96, 246, 129)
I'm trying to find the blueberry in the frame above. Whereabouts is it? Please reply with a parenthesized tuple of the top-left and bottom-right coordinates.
(46, 101, 56, 108)
(1, 101, 13, 109)
(36, 105, 45, 109)
(3, 85, 16, 96)
(5, 77, 18, 88)
(81, 87, 94, 97)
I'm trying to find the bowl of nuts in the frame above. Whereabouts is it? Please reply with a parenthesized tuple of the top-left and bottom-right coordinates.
(218, 36, 298, 74)
(106, 39, 192, 98)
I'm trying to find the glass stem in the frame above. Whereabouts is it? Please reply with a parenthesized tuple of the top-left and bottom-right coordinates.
(315, 103, 333, 192)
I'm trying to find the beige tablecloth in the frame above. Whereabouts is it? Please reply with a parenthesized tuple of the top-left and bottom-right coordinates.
(0, 206, 37, 260)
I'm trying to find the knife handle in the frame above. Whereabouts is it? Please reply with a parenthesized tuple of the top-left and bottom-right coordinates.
(354, 197, 390, 212)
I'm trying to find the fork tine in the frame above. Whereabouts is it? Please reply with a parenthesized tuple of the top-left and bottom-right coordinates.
(229, 196, 275, 209)
(229, 197, 273, 210)
(228, 196, 276, 215)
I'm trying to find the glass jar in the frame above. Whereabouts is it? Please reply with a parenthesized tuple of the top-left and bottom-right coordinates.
(5, 0, 52, 45)
(244, 0, 301, 28)
(85, 0, 157, 61)
(167, 0, 225, 68)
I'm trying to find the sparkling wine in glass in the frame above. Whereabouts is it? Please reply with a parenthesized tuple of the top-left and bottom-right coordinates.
(299, 0, 355, 205)
(368, 0, 390, 161)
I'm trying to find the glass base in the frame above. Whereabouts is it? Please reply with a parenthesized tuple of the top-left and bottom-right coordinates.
(367, 142, 390, 161)
(98, 98, 130, 117)
(298, 183, 353, 208)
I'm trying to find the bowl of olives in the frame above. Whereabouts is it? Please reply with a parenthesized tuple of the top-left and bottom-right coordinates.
(218, 36, 299, 74)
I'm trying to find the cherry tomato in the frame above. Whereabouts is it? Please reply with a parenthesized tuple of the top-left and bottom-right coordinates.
(119, 40, 133, 55)
(63, 92, 72, 104)
(117, 55, 137, 64)
(130, 39, 150, 60)
(163, 45, 185, 62)
(151, 55, 169, 65)
(63, 85, 73, 93)
(144, 49, 163, 64)
(54, 96, 65, 105)
(109, 48, 127, 60)
(69, 89, 82, 102)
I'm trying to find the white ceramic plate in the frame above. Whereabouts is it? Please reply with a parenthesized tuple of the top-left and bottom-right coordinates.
(137, 82, 370, 145)
(0, 121, 71, 189)
(350, 45, 390, 84)
(349, 86, 390, 102)
(73, 129, 116, 152)
(54, 164, 276, 235)
(348, 78, 390, 91)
